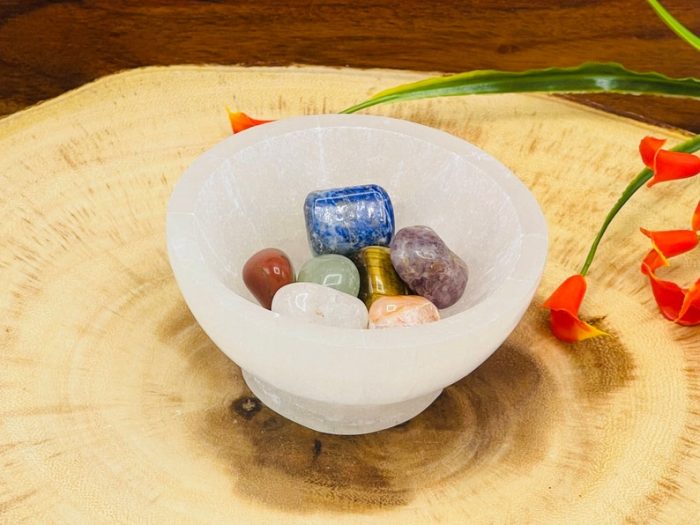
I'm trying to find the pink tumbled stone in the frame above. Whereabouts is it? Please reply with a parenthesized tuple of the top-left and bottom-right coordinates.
(368, 296, 440, 329)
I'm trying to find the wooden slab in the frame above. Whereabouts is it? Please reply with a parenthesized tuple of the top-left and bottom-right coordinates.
(1, 66, 699, 524)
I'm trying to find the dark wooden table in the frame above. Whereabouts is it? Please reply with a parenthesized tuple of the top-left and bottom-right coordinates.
(0, 0, 698, 132)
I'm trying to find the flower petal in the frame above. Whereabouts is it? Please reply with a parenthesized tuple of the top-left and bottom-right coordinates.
(542, 274, 587, 316)
(639, 136, 666, 168)
(548, 310, 607, 343)
(543, 274, 606, 342)
(642, 249, 666, 272)
(640, 227, 698, 264)
(226, 109, 273, 134)
(676, 278, 700, 325)
(693, 200, 700, 231)
(641, 249, 687, 321)
(647, 149, 700, 187)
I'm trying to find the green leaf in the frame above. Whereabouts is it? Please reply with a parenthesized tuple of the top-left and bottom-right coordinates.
(341, 63, 700, 114)
(647, 0, 700, 52)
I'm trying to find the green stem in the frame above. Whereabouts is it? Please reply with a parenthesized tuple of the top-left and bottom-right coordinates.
(647, 0, 700, 52)
(579, 134, 700, 276)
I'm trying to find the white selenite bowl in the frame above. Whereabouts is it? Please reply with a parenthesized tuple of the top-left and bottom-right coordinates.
(167, 114, 547, 435)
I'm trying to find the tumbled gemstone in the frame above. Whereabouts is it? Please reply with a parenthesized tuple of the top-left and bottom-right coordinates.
(271, 282, 368, 329)
(390, 226, 468, 309)
(297, 254, 361, 296)
(368, 296, 440, 329)
(304, 184, 395, 256)
(242, 248, 295, 309)
(351, 246, 410, 307)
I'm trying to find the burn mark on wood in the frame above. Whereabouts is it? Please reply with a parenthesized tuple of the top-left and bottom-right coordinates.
(312, 439, 322, 460)
(195, 339, 560, 513)
(568, 319, 635, 400)
(231, 396, 262, 420)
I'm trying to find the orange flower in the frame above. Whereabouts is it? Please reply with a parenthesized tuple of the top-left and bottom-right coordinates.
(677, 279, 700, 323)
(640, 209, 700, 325)
(641, 251, 687, 321)
(542, 274, 607, 343)
(226, 110, 273, 134)
(639, 227, 698, 266)
(639, 136, 666, 167)
(641, 251, 700, 325)
(639, 136, 700, 187)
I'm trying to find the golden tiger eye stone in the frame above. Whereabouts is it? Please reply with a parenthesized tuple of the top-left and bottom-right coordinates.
(351, 246, 410, 307)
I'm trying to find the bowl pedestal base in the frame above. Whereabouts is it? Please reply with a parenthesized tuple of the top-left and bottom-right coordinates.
(242, 370, 443, 435)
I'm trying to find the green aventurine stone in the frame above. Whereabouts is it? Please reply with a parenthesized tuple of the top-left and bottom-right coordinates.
(297, 254, 361, 297)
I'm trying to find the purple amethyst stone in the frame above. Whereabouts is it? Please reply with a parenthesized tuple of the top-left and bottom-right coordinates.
(389, 226, 468, 309)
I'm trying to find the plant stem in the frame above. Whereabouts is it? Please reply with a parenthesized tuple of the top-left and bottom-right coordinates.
(647, 0, 700, 52)
(579, 134, 700, 276)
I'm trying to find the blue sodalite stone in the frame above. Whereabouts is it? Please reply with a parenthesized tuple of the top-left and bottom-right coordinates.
(304, 184, 395, 256)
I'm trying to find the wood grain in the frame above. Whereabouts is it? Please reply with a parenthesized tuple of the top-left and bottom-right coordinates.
(0, 1, 699, 131)
(1, 65, 700, 523)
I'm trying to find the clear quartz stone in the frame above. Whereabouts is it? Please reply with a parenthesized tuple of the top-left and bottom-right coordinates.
(271, 282, 368, 329)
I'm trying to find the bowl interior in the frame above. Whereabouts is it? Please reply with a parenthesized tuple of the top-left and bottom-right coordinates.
(191, 124, 523, 319)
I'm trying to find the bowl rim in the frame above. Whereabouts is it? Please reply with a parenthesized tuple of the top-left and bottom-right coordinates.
(167, 114, 548, 352)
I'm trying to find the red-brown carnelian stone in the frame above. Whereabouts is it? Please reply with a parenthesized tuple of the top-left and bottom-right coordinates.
(242, 248, 294, 309)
